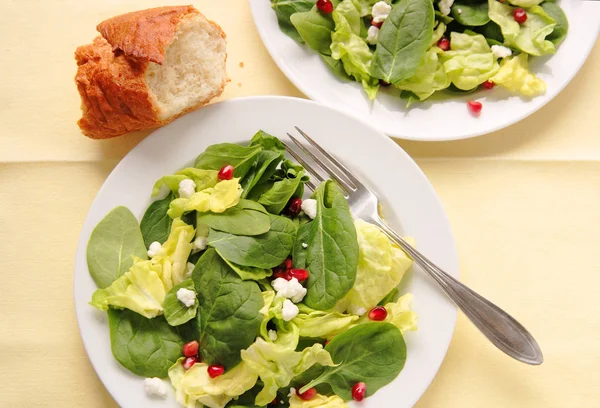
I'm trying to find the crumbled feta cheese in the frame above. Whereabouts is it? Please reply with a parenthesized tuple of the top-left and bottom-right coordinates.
(301, 199, 317, 219)
(185, 262, 195, 279)
(457, 8, 463, 14)
(282, 299, 299, 321)
(491, 45, 512, 59)
(288, 388, 297, 398)
(144, 377, 167, 398)
(438, 0, 454, 16)
(272, 277, 307, 303)
(367, 25, 380, 45)
(268, 329, 278, 341)
(193, 236, 208, 252)
(355, 307, 367, 316)
(147, 241, 162, 258)
(178, 179, 196, 198)
(372, 1, 392, 23)
(302, 242, 308, 249)
(177, 288, 196, 307)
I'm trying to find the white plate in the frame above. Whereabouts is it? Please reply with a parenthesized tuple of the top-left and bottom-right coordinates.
(249, 1, 600, 141)
(74, 96, 459, 408)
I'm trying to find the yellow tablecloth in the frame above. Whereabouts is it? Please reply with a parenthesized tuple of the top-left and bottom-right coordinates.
(1, 1, 599, 407)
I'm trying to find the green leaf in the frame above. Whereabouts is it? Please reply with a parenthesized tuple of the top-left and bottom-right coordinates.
(291, 7, 335, 55)
(450, 1, 490, 26)
(208, 215, 297, 269)
(140, 193, 175, 247)
(320, 54, 353, 80)
(378, 287, 399, 306)
(541, 2, 568, 45)
(193, 249, 263, 369)
(241, 150, 284, 199)
(293, 181, 358, 310)
(371, 0, 435, 84)
(300, 323, 407, 399)
(249, 130, 286, 153)
(196, 200, 271, 236)
(163, 279, 198, 326)
(271, 0, 316, 43)
(194, 143, 262, 179)
(219, 251, 274, 281)
(87, 206, 147, 289)
(473, 21, 504, 44)
(108, 309, 189, 378)
(257, 174, 305, 215)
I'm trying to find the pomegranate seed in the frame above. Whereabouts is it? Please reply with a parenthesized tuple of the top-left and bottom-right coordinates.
(325, 340, 330, 346)
(368, 306, 388, 321)
(284, 257, 293, 270)
(467, 100, 483, 115)
(379, 80, 391, 87)
(371, 19, 383, 28)
(297, 387, 317, 401)
(207, 364, 225, 378)
(352, 382, 367, 402)
(182, 356, 197, 370)
(288, 268, 309, 282)
(217, 165, 234, 180)
(316, 0, 334, 13)
(437, 37, 450, 51)
(273, 271, 289, 280)
(482, 80, 495, 90)
(183, 340, 199, 357)
(513, 8, 527, 24)
(287, 197, 302, 217)
(269, 398, 278, 406)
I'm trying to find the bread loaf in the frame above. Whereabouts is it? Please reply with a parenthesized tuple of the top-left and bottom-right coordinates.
(75, 6, 227, 139)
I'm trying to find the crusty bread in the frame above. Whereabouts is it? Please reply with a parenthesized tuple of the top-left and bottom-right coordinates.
(75, 6, 227, 139)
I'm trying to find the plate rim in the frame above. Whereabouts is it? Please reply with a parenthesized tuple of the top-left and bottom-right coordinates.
(73, 95, 459, 408)
(248, 1, 600, 141)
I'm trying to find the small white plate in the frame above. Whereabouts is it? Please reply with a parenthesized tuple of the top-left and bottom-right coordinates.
(249, 1, 600, 141)
(74, 96, 459, 408)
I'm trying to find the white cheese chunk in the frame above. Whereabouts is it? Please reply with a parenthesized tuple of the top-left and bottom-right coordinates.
(301, 199, 318, 219)
(178, 179, 196, 198)
(144, 377, 167, 398)
(272, 278, 307, 303)
(176, 288, 196, 307)
(147, 241, 162, 258)
(372, 1, 392, 23)
(491, 45, 512, 59)
(367, 26, 380, 45)
(282, 299, 299, 321)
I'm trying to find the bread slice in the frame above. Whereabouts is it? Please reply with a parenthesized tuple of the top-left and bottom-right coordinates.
(75, 6, 227, 139)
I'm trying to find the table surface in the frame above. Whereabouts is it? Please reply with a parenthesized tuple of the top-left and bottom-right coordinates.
(2, 1, 599, 407)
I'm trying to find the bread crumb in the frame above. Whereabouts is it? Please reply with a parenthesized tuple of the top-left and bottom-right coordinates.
(237, 82, 242, 87)
(239, 62, 244, 68)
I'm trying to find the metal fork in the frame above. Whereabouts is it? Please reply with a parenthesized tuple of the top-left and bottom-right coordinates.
(284, 127, 543, 366)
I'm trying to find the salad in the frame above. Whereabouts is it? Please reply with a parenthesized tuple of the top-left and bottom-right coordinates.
(86, 131, 417, 407)
(270, 0, 569, 109)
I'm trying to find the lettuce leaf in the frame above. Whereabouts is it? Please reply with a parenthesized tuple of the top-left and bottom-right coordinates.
(335, 220, 414, 314)
(441, 32, 500, 90)
(152, 168, 219, 197)
(294, 304, 359, 339)
(153, 218, 195, 289)
(395, 48, 450, 101)
(289, 393, 349, 407)
(490, 53, 546, 96)
(168, 179, 243, 218)
(169, 358, 257, 408)
(353, 294, 418, 333)
(506, 0, 543, 9)
(488, 0, 556, 56)
(241, 338, 335, 406)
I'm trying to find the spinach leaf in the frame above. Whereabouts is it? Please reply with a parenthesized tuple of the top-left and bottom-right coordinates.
(378, 287, 399, 306)
(293, 181, 358, 310)
(435, 10, 454, 24)
(271, 0, 315, 43)
(300, 323, 406, 399)
(473, 21, 504, 43)
(291, 7, 335, 55)
(196, 200, 271, 236)
(321, 54, 352, 80)
(451, 1, 489, 26)
(241, 150, 283, 199)
(140, 193, 174, 247)
(208, 215, 297, 269)
(87, 206, 147, 289)
(249, 130, 286, 153)
(107, 309, 189, 378)
(371, 0, 435, 84)
(193, 249, 263, 369)
(194, 143, 262, 179)
(541, 2, 568, 45)
(219, 251, 273, 281)
(255, 160, 307, 215)
(163, 278, 198, 326)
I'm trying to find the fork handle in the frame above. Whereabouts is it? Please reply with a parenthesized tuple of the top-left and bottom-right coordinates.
(372, 217, 543, 365)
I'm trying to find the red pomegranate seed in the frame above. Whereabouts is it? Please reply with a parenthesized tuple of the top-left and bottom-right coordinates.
(368, 306, 388, 321)
(316, 0, 334, 13)
(284, 257, 293, 270)
(482, 80, 495, 90)
(371, 19, 383, 28)
(513, 8, 527, 24)
(352, 382, 367, 402)
(217, 165, 234, 181)
(437, 37, 450, 51)
(325, 340, 330, 346)
(287, 197, 303, 217)
(467, 100, 483, 115)
(183, 340, 199, 357)
(269, 398, 278, 406)
(297, 387, 317, 401)
(207, 364, 225, 378)
(182, 356, 197, 370)
(379, 80, 391, 87)
(288, 268, 309, 282)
